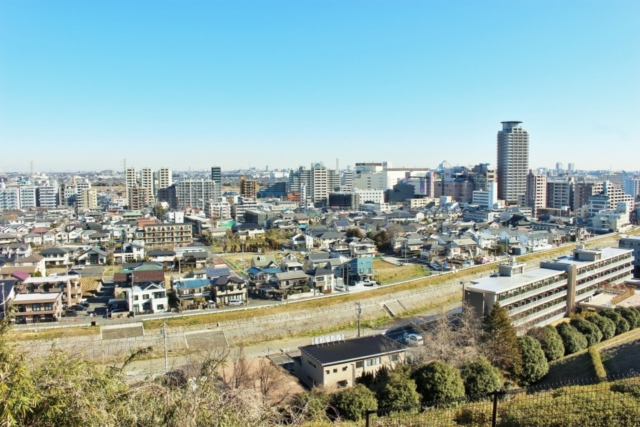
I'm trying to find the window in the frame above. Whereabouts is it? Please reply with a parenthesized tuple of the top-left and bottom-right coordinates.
(365, 357, 381, 367)
(157, 304, 164, 310)
(142, 294, 150, 300)
(342, 366, 348, 371)
(390, 354, 399, 362)
(43, 303, 53, 311)
(133, 295, 139, 301)
(333, 368, 337, 373)
(325, 370, 330, 375)
(32, 303, 42, 312)
(355, 361, 364, 369)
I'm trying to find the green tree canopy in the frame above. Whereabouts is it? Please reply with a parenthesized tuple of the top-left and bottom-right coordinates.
(332, 384, 377, 422)
(461, 357, 503, 397)
(556, 323, 588, 355)
(481, 303, 522, 376)
(601, 309, 630, 335)
(570, 317, 603, 347)
(412, 360, 465, 404)
(584, 313, 616, 341)
(527, 325, 565, 362)
(517, 336, 549, 385)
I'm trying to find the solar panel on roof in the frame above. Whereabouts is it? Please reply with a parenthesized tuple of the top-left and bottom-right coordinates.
(205, 267, 231, 277)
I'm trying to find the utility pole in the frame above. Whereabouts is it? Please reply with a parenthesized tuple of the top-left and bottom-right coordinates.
(162, 322, 168, 374)
(356, 302, 362, 337)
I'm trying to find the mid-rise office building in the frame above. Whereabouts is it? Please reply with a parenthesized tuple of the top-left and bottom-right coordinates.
(211, 167, 222, 187)
(257, 182, 287, 199)
(36, 185, 60, 209)
(465, 246, 634, 332)
(623, 177, 640, 200)
(497, 121, 529, 204)
(328, 192, 359, 210)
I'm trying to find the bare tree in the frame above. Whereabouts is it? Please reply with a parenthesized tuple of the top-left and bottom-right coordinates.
(256, 357, 290, 405)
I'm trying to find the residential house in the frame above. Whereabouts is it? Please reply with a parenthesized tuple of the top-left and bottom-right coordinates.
(291, 233, 314, 250)
(146, 249, 175, 266)
(75, 247, 108, 265)
(14, 254, 46, 276)
(11, 292, 63, 324)
(112, 240, 146, 264)
(294, 335, 406, 389)
(270, 271, 309, 294)
(211, 275, 247, 306)
(39, 247, 71, 267)
(307, 268, 336, 294)
(171, 278, 212, 306)
(126, 283, 168, 314)
(21, 275, 82, 307)
(0, 243, 32, 261)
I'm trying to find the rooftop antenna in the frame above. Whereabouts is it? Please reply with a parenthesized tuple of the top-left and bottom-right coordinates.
(30, 160, 33, 177)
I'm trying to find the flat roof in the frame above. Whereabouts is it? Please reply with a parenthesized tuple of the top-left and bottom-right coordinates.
(25, 275, 77, 283)
(468, 268, 564, 294)
(550, 247, 632, 267)
(13, 292, 62, 302)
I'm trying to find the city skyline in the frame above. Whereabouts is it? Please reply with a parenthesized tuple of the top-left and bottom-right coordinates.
(1, 1, 639, 172)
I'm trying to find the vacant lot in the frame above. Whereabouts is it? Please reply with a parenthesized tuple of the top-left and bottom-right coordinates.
(375, 264, 430, 284)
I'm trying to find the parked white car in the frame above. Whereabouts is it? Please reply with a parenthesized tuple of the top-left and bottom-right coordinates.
(401, 333, 424, 347)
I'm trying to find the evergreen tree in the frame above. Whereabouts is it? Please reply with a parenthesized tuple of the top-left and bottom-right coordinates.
(461, 357, 503, 397)
(332, 384, 377, 422)
(584, 313, 616, 341)
(481, 303, 522, 376)
(601, 309, 630, 335)
(570, 317, 603, 346)
(556, 323, 588, 355)
(412, 361, 465, 404)
(527, 325, 565, 362)
(517, 336, 549, 385)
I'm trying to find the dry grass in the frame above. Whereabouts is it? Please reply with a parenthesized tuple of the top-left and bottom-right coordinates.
(7, 326, 100, 342)
(81, 277, 101, 296)
(373, 259, 398, 270)
(376, 264, 430, 284)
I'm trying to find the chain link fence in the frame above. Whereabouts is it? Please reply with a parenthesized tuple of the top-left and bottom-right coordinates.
(364, 373, 640, 427)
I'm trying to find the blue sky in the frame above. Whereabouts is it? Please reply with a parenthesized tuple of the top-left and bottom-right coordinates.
(1, 1, 638, 173)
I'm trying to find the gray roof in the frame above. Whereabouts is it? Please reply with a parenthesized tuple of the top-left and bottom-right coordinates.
(300, 335, 403, 365)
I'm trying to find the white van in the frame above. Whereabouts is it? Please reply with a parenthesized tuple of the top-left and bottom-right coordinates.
(402, 333, 424, 347)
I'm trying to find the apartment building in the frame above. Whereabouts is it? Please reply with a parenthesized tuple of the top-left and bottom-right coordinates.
(128, 185, 151, 210)
(497, 121, 529, 204)
(618, 235, 640, 279)
(204, 198, 232, 220)
(136, 223, 193, 247)
(12, 293, 63, 323)
(210, 166, 222, 187)
(125, 168, 137, 202)
(546, 178, 573, 209)
(157, 168, 172, 190)
(623, 177, 640, 200)
(572, 181, 603, 212)
(76, 188, 98, 211)
(19, 186, 37, 209)
(21, 275, 83, 307)
(526, 170, 547, 216)
(175, 179, 220, 209)
(589, 181, 635, 216)
(0, 186, 20, 210)
(36, 184, 60, 208)
(140, 168, 155, 203)
(465, 246, 634, 332)
(289, 163, 341, 206)
(240, 175, 258, 200)
(354, 188, 385, 204)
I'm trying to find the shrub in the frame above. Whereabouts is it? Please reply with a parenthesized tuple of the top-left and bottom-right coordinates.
(570, 317, 602, 347)
(589, 347, 606, 378)
(332, 384, 377, 422)
(375, 365, 421, 410)
(412, 361, 465, 404)
(481, 303, 522, 376)
(517, 336, 549, 385)
(584, 313, 616, 341)
(527, 326, 565, 362)
(556, 323, 588, 355)
(615, 306, 640, 329)
(461, 357, 503, 397)
(600, 309, 630, 335)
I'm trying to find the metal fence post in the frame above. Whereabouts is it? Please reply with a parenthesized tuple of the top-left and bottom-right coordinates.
(365, 409, 373, 427)
(491, 389, 500, 427)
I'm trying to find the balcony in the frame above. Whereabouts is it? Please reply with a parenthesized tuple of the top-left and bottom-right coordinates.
(508, 289, 568, 316)
(499, 279, 567, 306)
(513, 301, 566, 327)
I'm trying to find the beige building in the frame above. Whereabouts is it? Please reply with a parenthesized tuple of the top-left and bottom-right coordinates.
(12, 292, 63, 324)
(526, 170, 546, 216)
(76, 188, 98, 211)
(128, 185, 151, 210)
(136, 223, 193, 247)
(294, 335, 406, 390)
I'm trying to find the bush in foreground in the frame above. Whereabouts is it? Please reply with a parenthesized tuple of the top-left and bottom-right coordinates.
(461, 357, 503, 397)
(601, 309, 630, 335)
(333, 384, 377, 422)
(584, 313, 616, 341)
(615, 306, 640, 329)
(527, 325, 565, 362)
(570, 317, 602, 347)
(556, 323, 588, 355)
(412, 361, 465, 404)
(517, 336, 549, 385)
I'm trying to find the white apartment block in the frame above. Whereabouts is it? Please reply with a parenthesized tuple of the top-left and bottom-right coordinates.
(497, 121, 529, 204)
(176, 180, 220, 209)
(354, 188, 385, 204)
(141, 168, 155, 202)
(37, 185, 59, 208)
(158, 167, 172, 190)
(19, 186, 37, 209)
(589, 181, 635, 216)
(465, 246, 634, 332)
(592, 202, 632, 233)
(472, 182, 498, 209)
(125, 168, 137, 202)
(205, 198, 232, 220)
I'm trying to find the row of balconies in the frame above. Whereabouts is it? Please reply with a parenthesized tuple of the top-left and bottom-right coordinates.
(513, 301, 566, 327)
(498, 277, 567, 305)
(507, 289, 568, 316)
